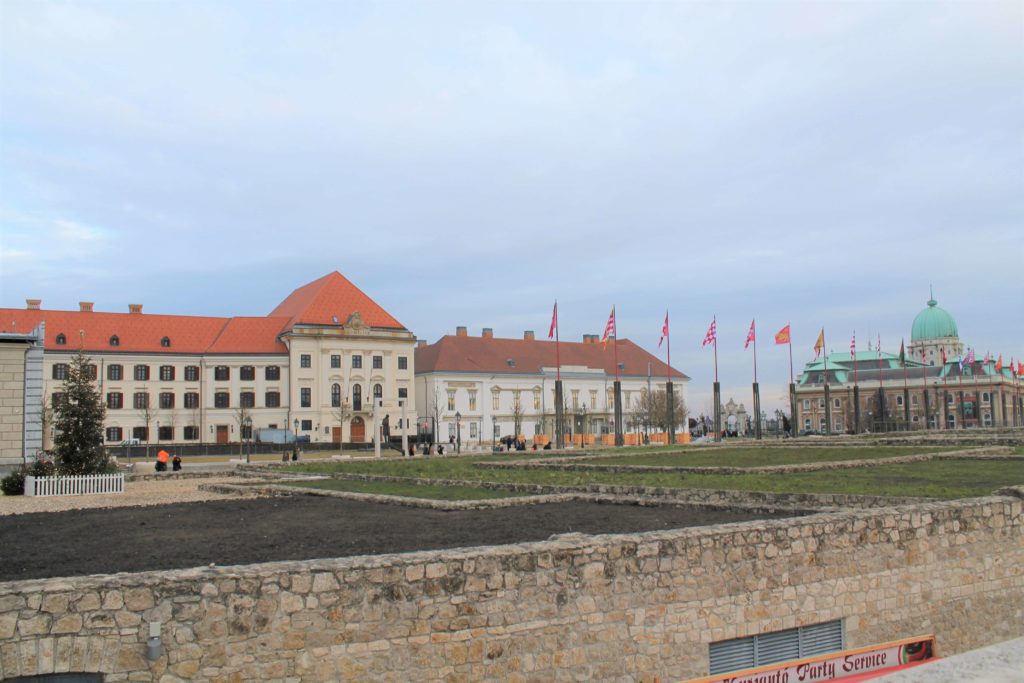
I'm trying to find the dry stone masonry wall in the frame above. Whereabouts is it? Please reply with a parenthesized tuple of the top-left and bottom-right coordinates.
(1, 495, 1021, 682)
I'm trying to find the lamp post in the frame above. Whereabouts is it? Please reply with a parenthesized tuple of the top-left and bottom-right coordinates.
(243, 416, 252, 463)
(455, 411, 461, 454)
(293, 418, 300, 461)
(581, 404, 587, 449)
(492, 415, 497, 452)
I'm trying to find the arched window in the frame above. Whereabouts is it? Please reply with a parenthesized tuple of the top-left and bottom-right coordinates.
(56, 333, 66, 345)
(161, 336, 171, 348)
(352, 384, 362, 412)
(331, 383, 341, 408)
(109, 335, 120, 347)
(373, 383, 383, 400)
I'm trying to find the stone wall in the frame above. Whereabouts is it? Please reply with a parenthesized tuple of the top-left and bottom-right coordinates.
(1, 496, 1021, 682)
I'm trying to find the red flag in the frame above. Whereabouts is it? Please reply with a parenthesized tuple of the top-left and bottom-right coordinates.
(548, 302, 558, 340)
(702, 318, 717, 347)
(996, 355, 1003, 371)
(658, 311, 669, 348)
(744, 320, 755, 349)
(1018, 361, 1023, 376)
(941, 348, 947, 365)
(600, 307, 616, 348)
(774, 324, 790, 345)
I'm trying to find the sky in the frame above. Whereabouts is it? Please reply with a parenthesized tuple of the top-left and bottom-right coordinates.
(1, 1, 1022, 417)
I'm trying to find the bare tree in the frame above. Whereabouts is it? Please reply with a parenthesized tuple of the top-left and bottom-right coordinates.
(234, 404, 250, 456)
(333, 397, 352, 455)
(429, 386, 443, 445)
(631, 389, 687, 436)
(512, 391, 524, 437)
(137, 394, 157, 459)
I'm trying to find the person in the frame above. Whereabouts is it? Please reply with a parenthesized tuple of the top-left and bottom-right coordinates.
(155, 449, 169, 472)
(171, 454, 182, 471)
(437, 443, 445, 456)
(408, 444, 416, 457)
(543, 441, 552, 450)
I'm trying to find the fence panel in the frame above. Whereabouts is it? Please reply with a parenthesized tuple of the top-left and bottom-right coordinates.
(23, 474, 125, 497)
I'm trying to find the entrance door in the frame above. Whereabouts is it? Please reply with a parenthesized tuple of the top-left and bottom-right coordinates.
(350, 417, 365, 443)
(332, 426, 341, 443)
(216, 425, 229, 444)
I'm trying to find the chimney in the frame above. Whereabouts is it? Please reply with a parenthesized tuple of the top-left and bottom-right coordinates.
(482, 328, 493, 339)
(129, 304, 143, 314)
(583, 334, 592, 344)
(524, 330, 535, 341)
(79, 302, 94, 313)
(456, 326, 467, 337)
(417, 340, 427, 348)
(26, 299, 41, 310)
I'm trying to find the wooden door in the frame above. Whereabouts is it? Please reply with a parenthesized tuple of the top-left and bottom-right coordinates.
(350, 417, 365, 443)
(216, 425, 229, 444)
(332, 426, 342, 443)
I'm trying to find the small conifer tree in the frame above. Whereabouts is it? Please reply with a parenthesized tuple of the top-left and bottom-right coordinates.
(52, 350, 111, 474)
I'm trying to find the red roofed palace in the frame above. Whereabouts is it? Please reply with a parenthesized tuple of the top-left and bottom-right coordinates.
(0, 272, 417, 462)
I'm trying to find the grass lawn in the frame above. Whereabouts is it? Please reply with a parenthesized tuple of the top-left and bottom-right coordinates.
(576, 446, 959, 468)
(286, 452, 1024, 499)
(277, 478, 530, 500)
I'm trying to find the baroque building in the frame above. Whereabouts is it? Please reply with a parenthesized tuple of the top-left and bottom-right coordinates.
(0, 272, 416, 456)
(794, 296, 1023, 433)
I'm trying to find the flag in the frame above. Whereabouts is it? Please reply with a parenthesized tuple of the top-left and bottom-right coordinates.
(941, 348, 947, 366)
(850, 332, 857, 359)
(898, 339, 906, 366)
(744, 320, 755, 349)
(702, 318, 717, 347)
(996, 355, 1003, 372)
(548, 302, 558, 340)
(813, 329, 825, 358)
(877, 334, 882, 357)
(774, 324, 790, 345)
(600, 307, 616, 348)
(658, 312, 669, 348)
(960, 348, 974, 370)
(984, 351, 991, 365)
(1017, 360, 1023, 376)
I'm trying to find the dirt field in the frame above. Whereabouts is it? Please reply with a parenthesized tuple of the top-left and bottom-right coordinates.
(0, 496, 796, 581)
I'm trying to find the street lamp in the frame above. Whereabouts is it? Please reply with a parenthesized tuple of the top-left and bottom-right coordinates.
(243, 416, 252, 464)
(293, 418, 300, 461)
(580, 404, 587, 449)
(492, 415, 498, 452)
(455, 411, 461, 454)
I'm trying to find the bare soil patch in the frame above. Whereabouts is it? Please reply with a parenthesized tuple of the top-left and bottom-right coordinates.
(0, 496, 796, 581)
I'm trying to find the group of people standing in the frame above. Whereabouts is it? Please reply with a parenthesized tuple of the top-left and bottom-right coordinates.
(154, 450, 182, 472)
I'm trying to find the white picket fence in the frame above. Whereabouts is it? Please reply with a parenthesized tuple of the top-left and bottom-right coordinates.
(24, 473, 125, 497)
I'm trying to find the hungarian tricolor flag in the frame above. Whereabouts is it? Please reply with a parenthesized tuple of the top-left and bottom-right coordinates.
(600, 307, 616, 348)
(774, 324, 790, 345)
(813, 329, 825, 358)
(548, 301, 558, 340)
(744, 320, 755, 349)
(658, 312, 669, 348)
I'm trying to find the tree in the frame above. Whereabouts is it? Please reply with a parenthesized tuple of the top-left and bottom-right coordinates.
(234, 405, 251, 456)
(51, 350, 111, 475)
(137, 396, 157, 460)
(333, 396, 352, 454)
(511, 391, 524, 437)
(632, 388, 688, 434)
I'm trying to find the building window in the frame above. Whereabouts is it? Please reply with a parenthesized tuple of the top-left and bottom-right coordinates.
(240, 366, 255, 381)
(352, 355, 362, 369)
(819, 417, 826, 432)
(803, 399, 810, 410)
(352, 385, 362, 411)
(448, 390, 456, 411)
(160, 336, 171, 348)
(982, 392, 991, 404)
(159, 392, 175, 409)
(56, 333, 66, 345)
(301, 419, 313, 431)
(833, 398, 841, 409)
(331, 355, 341, 369)
(106, 364, 122, 381)
(109, 335, 119, 347)
(106, 427, 122, 442)
(183, 426, 199, 440)
(709, 620, 843, 676)
(835, 419, 843, 432)
(468, 391, 477, 411)
(373, 384, 383, 400)
(911, 394, 919, 406)
(398, 387, 408, 399)
(84, 364, 97, 380)
(184, 392, 199, 409)
(132, 426, 149, 442)
(300, 387, 311, 408)
(298, 354, 310, 368)
(818, 398, 825, 409)
(398, 356, 408, 370)
(266, 366, 281, 380)
(534, 390, 541, 410)
(158, 426, 173, 441)
(53, 364, 69, 380)
(331, 383, 341, 407)
(107, 392, 123, 409)
(134, 364, 150, 381)
(896, 395, 904, 407)
(449, 423, 456, 438)
(947, 394, 955, 405)
(804, 418, 812, 430)
(265, 391, 280, 408)
(240, 392, 255, 408)
(572, 390, 580, 410)
(493, 392, 500, 410)
(214, 392, 230, 408)
(214, 366, 230, 381)
(983, 412, 993, 426)
(51, 392, 65, 408)
(590, 390, 598, 409)
(160, 365, 175, 381)
(240, 422, 252, 439)
(133, 392, 149, 409)
(373, 355, 383, 369)
(184, 365, 199, 381)
(470, 423, 478, 438)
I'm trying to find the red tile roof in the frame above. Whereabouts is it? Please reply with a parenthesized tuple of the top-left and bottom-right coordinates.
(270, 271, 406, 331)
(415, 335, 688, 380)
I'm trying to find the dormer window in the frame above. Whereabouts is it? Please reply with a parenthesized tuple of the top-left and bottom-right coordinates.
(160, 336, 171, 348)
(109, 335, 120, 347)
(56, 333, 66, 345)
(506, 358, 516, 368)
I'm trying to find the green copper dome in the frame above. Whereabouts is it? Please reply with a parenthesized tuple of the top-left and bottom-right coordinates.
(911, 297, 958, 341)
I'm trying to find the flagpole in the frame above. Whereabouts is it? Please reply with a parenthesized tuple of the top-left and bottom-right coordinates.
(787, 324, 796, 438)
(713, 316, 719, 383)
(788, 329, 793, 385)
(853, 331, 860, 433)
(554, 300, 561, 383)
(751, 320, 761, 439)
(665, 310, 675, 446)
(823, 329, 831, 435)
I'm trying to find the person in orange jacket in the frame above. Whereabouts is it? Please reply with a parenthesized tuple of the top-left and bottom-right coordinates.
(156, 449, 170, 472)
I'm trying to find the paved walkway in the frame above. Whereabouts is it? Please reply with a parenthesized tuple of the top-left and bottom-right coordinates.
(875, 636, 1024, 683)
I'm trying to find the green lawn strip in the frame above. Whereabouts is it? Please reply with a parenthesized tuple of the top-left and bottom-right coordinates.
(276, 478, 531, 501)
(289, 457, 1024, 499)
(574, 446, 961, 468)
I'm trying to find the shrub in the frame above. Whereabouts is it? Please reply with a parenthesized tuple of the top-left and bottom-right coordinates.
(1, 470, 25, 496)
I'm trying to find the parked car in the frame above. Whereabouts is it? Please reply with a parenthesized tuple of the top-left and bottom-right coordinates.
(798, 429, 818, 437)
(119, 438, 141, 446)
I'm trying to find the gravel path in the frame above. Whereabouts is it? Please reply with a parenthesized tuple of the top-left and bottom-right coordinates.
(0, 476, 256, 516)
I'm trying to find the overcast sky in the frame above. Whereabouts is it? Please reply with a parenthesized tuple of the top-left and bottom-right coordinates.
(1, 1, 1021, 415)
